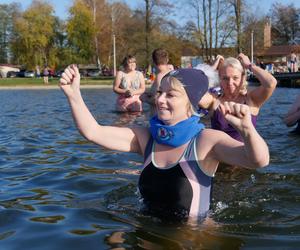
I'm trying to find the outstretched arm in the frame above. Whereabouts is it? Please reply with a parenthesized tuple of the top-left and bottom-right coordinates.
(283, 94, 300, 126)
(238, 53, 277, 108)
(212, 102, 269, 168)
(59, 65, 149, 154)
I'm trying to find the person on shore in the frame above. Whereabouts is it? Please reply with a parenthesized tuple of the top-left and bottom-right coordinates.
(36, 65, 41, 78)
(113, 55, 145, 112)
(289, 51, 297, 73)
(200, 53, 277, 141)
(140, 48, 173, 115)
(43, 66, 49, 84)
(59, 65, 269, 221)
(283, 94, 300, 134)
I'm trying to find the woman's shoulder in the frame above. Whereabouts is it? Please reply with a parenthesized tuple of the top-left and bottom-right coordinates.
(195, 129, 229, 160)
(135, 70, 144, 76)
(117, 70, 125, 76)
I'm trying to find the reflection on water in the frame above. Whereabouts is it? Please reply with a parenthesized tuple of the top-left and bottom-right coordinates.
(0, 88, 299, 249)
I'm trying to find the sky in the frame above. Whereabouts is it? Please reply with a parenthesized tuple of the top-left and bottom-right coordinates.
(1, 0, 300, 21)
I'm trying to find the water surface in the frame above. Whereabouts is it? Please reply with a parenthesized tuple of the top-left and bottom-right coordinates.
(0, 88, 299, 249)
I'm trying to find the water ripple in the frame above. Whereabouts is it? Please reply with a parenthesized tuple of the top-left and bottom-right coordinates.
(0, 88, 299, 249)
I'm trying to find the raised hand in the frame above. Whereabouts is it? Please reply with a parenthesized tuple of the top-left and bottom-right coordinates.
(212, 55, 224, 70)
(220, 101, 253, 132)
(216, 54, 224, 63)
(59, 64, 81, 98)
(237, 53, 251, 69)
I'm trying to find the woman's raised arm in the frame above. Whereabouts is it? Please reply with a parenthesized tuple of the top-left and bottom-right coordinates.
(59, 65, 149, 154)
(238, 53, 277, 108)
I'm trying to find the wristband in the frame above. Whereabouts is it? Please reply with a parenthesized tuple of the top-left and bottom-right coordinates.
(247, 63, 255, 72)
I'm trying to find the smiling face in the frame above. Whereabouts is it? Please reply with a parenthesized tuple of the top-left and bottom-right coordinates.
(126, 58, 136, 72)
(122, 56, 137, 72)
(156, 76, 192, 125)
(219, 65, 244, 98)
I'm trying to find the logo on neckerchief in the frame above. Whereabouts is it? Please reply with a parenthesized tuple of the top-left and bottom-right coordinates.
(157, 127, 174, 141)
(149, 115, 205, 147)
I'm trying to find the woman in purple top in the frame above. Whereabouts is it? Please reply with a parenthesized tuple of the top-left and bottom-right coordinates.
(199, 53, 277, 141)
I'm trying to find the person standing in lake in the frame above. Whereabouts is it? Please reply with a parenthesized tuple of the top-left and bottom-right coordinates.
(283, 94, 300, 134)
(59, 65, 269, 220)
(199, 53, 277, 142)
(140, 48, 173, 115)
(113, 55, 145, 112)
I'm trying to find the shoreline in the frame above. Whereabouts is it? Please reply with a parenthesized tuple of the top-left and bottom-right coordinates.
(0, 84, 112, 90)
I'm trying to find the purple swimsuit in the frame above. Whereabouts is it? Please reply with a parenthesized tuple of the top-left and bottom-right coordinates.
(211, 108, 257, 142)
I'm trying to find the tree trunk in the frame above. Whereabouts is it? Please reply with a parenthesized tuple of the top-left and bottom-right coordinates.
(234, 0, 242, 53)
(208, 0, 212, 60)
(214, 0, 220, 53)
(145, 0, 150, 67)
(202, 0, 208, 61)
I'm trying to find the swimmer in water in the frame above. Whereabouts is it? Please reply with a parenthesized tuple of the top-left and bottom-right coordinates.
(60, 65, 269, 221)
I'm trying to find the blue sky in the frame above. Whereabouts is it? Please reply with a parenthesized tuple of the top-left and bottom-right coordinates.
(1, 0, 300, 21)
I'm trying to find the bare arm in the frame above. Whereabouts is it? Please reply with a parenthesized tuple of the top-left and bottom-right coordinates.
(238, 53, 277, 108)
(113, 71, 128, 95)
(205, 102, 269, 169)
(283, 94, 300, 126)
(59, 65, 149, 154)
(198, 92, 215, 110)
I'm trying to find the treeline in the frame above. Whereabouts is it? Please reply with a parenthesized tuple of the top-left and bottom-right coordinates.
(0, 0, 299, 70)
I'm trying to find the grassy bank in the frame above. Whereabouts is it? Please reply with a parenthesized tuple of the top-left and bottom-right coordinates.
(0, 76, 114, 87)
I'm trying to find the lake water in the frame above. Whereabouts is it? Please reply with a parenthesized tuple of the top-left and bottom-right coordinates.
(0, 87, 299, 249)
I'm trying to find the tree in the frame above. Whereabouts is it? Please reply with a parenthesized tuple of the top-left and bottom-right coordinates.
(0, 3, 21, 63)
(10, 0, 58, 69)
(110, 2, 138, 66)
(143, 0, 173, 66)
(183, 0, 235, 61)
(66, 0, 96, 64)
(242, 16, 266, 58)
(270, 3, 300, 45)
(227, 0, 244, 53)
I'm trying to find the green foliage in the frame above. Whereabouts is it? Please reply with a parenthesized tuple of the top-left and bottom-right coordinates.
(0, 3, 21, 63)
(10, 0, 57, 69)
(3, 0, 296, 72)
(66, 0, 96, 64)
(270, 3, 300, 45)
(0, 77, 113, 86)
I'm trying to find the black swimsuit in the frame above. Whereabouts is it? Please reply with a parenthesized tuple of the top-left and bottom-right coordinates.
(138, 136, 213, 219)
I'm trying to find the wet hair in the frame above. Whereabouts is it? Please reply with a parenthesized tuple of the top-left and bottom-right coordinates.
(152, 48, 169, 66)
(121, 55, 136, 69)
(220, 57, 248, 94)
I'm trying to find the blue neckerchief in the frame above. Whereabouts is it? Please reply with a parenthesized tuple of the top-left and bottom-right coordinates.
(149, 115, 205, 147)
